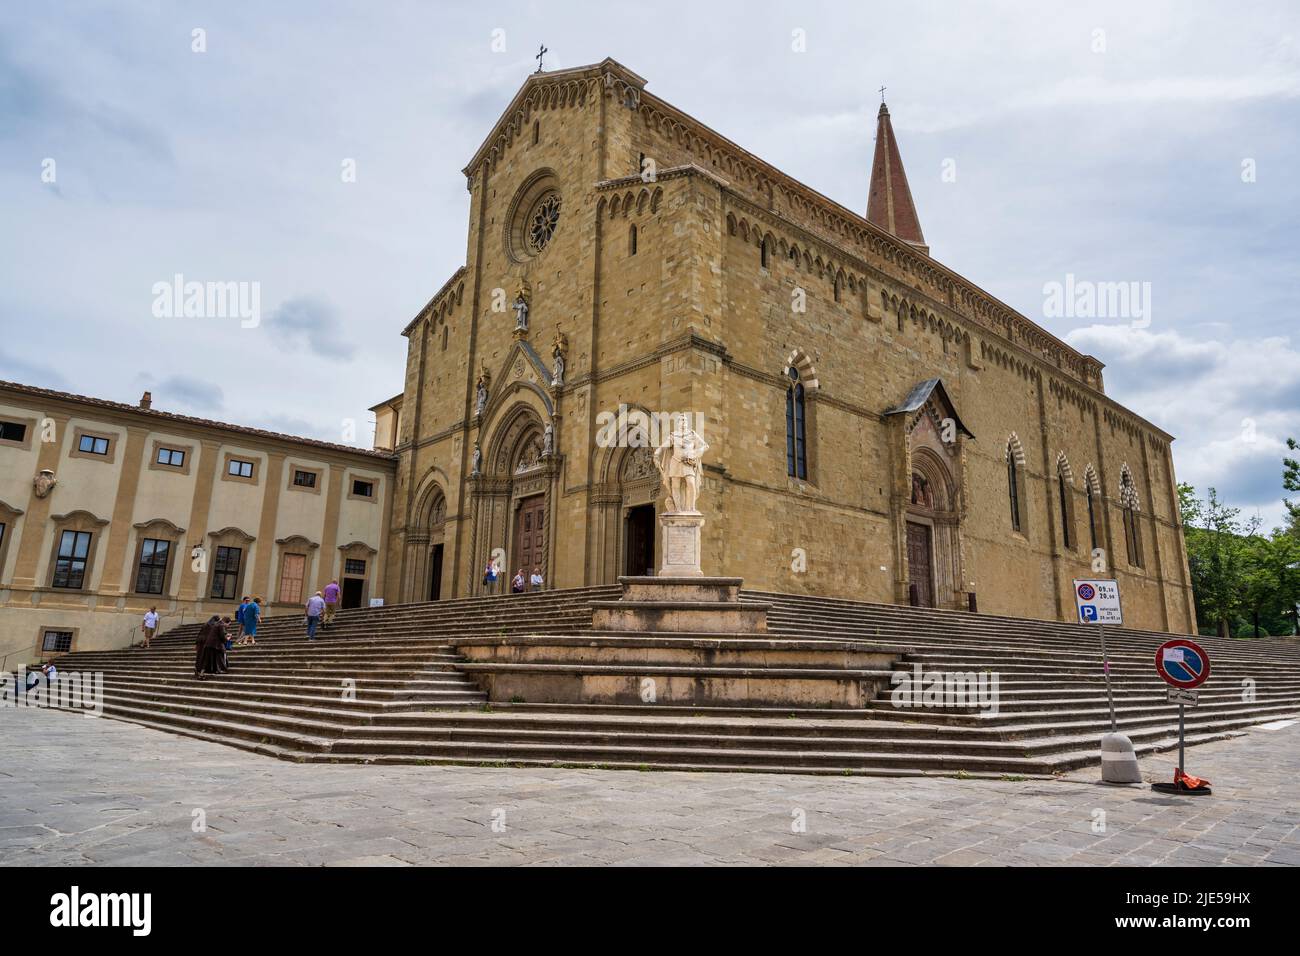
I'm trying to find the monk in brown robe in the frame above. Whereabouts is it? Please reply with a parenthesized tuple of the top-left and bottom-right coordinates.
(194, 616, 227, 679)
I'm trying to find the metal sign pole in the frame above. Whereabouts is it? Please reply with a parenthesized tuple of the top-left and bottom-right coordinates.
(1099, 622, 1117, 733)
(1178, 703, 1185, 772)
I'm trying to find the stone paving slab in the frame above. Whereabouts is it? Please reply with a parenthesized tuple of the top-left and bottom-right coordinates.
(0, 708, 1296, 866)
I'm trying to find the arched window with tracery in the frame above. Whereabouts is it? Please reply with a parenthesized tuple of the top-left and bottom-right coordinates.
(1084, 467, 1101, 552)
(1006, 441, 1023, 533)
(1057, 460, 1074, 550)
(786, 368, 807, 480)
(1120, 468, 1143, 567)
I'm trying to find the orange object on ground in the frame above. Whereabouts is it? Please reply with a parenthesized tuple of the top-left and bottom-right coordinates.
(1175, 768, 1211, 791)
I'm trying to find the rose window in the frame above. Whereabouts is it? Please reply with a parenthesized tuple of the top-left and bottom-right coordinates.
(526, 193, 561, 253)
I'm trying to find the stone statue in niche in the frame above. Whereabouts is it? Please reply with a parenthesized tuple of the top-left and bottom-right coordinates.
(470, 443, 482, 476)
(512, 284, 529, 334)
(910, 473, 933, 509)
(653, 414, 709, 514)
(475, 366, 491, 417)
(33, 469, 57, 499)
(542, 422, 554, 457)
(551, 330, 568, 387)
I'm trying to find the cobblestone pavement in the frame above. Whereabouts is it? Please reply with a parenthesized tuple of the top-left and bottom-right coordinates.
(1, 709, 1297, 866)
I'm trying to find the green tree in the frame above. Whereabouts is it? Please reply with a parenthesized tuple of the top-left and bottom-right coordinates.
(1245, 532, 1300, 635)
(1241, 536, 1283, 636)
(1284, 437, 1300, 536)
(1180, 485, 1260, 636)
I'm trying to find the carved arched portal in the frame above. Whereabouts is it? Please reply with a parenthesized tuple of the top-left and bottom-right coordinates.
(402, 472, 450, 603)
(590, 409, 662, 582)
(468, 403, 558, 594)
(886, 379, 972, 610)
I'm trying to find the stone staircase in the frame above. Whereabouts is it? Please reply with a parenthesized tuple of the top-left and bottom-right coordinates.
(33, 586, 1300, 778)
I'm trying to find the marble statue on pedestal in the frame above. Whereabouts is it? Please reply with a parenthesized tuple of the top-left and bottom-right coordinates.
(653, 414, 709, 514)
(652, 414, 710, 577)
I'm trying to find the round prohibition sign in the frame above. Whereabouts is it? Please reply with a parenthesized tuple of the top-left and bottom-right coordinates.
(1155, 638, 1210, 689)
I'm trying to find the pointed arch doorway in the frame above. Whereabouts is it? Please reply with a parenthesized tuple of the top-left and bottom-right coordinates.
(426, 492, 446, 601)
(513, 493, 547, 582)
(404, 479, 448, 603)
(468, 402, 558, 594)
(885, 379, 973, 611)
(905, 515, 936, 608)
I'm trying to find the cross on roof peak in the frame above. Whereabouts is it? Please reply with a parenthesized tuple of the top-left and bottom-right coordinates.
(534, 44, 548, 73)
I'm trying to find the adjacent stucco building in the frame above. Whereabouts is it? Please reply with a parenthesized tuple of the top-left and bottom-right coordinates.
(0, 381, 394, 658)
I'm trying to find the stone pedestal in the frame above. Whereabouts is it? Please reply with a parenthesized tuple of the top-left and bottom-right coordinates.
(659, 511, 703, 577)
(590, 576, 769, 634)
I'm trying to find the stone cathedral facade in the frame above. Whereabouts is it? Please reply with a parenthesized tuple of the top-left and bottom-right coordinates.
(374, 58, 1195, 633)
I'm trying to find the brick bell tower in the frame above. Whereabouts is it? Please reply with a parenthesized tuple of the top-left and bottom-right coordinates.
(866, 99, 929, 257)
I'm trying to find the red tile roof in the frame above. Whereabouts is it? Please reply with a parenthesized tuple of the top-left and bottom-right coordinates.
(0, 379, 396, 463)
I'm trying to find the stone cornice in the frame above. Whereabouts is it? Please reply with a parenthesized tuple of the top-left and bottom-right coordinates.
(560, 332, 725, 393)
(50, 510, 110, 527)
(722, 189, 1105, 395)
(595, 163, 729, 192)
(462, 59, 645, 180)
(633, 88, 1105, 385)
(402, 266, 467, 337)
(132, 517, 186, 536)
(401, 418, 469, 455)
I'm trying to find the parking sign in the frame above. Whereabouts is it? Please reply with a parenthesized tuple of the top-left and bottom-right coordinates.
(1072, 578, 1122, 625)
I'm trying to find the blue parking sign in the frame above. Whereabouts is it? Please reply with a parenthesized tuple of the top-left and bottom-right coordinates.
(1073, 579, 1123, 625)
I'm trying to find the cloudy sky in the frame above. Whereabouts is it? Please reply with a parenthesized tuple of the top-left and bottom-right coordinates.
(2, 1, 1297, 527)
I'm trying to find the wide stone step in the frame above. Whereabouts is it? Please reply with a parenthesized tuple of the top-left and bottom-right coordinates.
(769, 622, 1300, 656)
(96, 685, 483, 721)
(761, 603, 1300, 647)
(102, 679, 481, 708)
(96, 672, 472, 692)
(47, 584, 1293, 779)
(766, 618, 1299, 653)
(873, 699, 1300, 734)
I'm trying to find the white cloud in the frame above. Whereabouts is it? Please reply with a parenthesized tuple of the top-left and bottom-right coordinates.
(0, 0, 1296, 534)
(1067, 324, 1300, 527)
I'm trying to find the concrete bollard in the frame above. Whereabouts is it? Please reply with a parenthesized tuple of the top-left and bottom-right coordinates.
(1100, 732, 1142, 783)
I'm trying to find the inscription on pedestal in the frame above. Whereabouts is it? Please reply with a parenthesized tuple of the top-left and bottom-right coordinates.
(665, 525, 698, 566)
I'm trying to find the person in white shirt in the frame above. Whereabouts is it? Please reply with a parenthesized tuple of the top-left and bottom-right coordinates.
(305, 591, 326, 640)
(141, 607, 160, 648)
(26, 663, 56, 695)
(530, 567, 544, 591)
